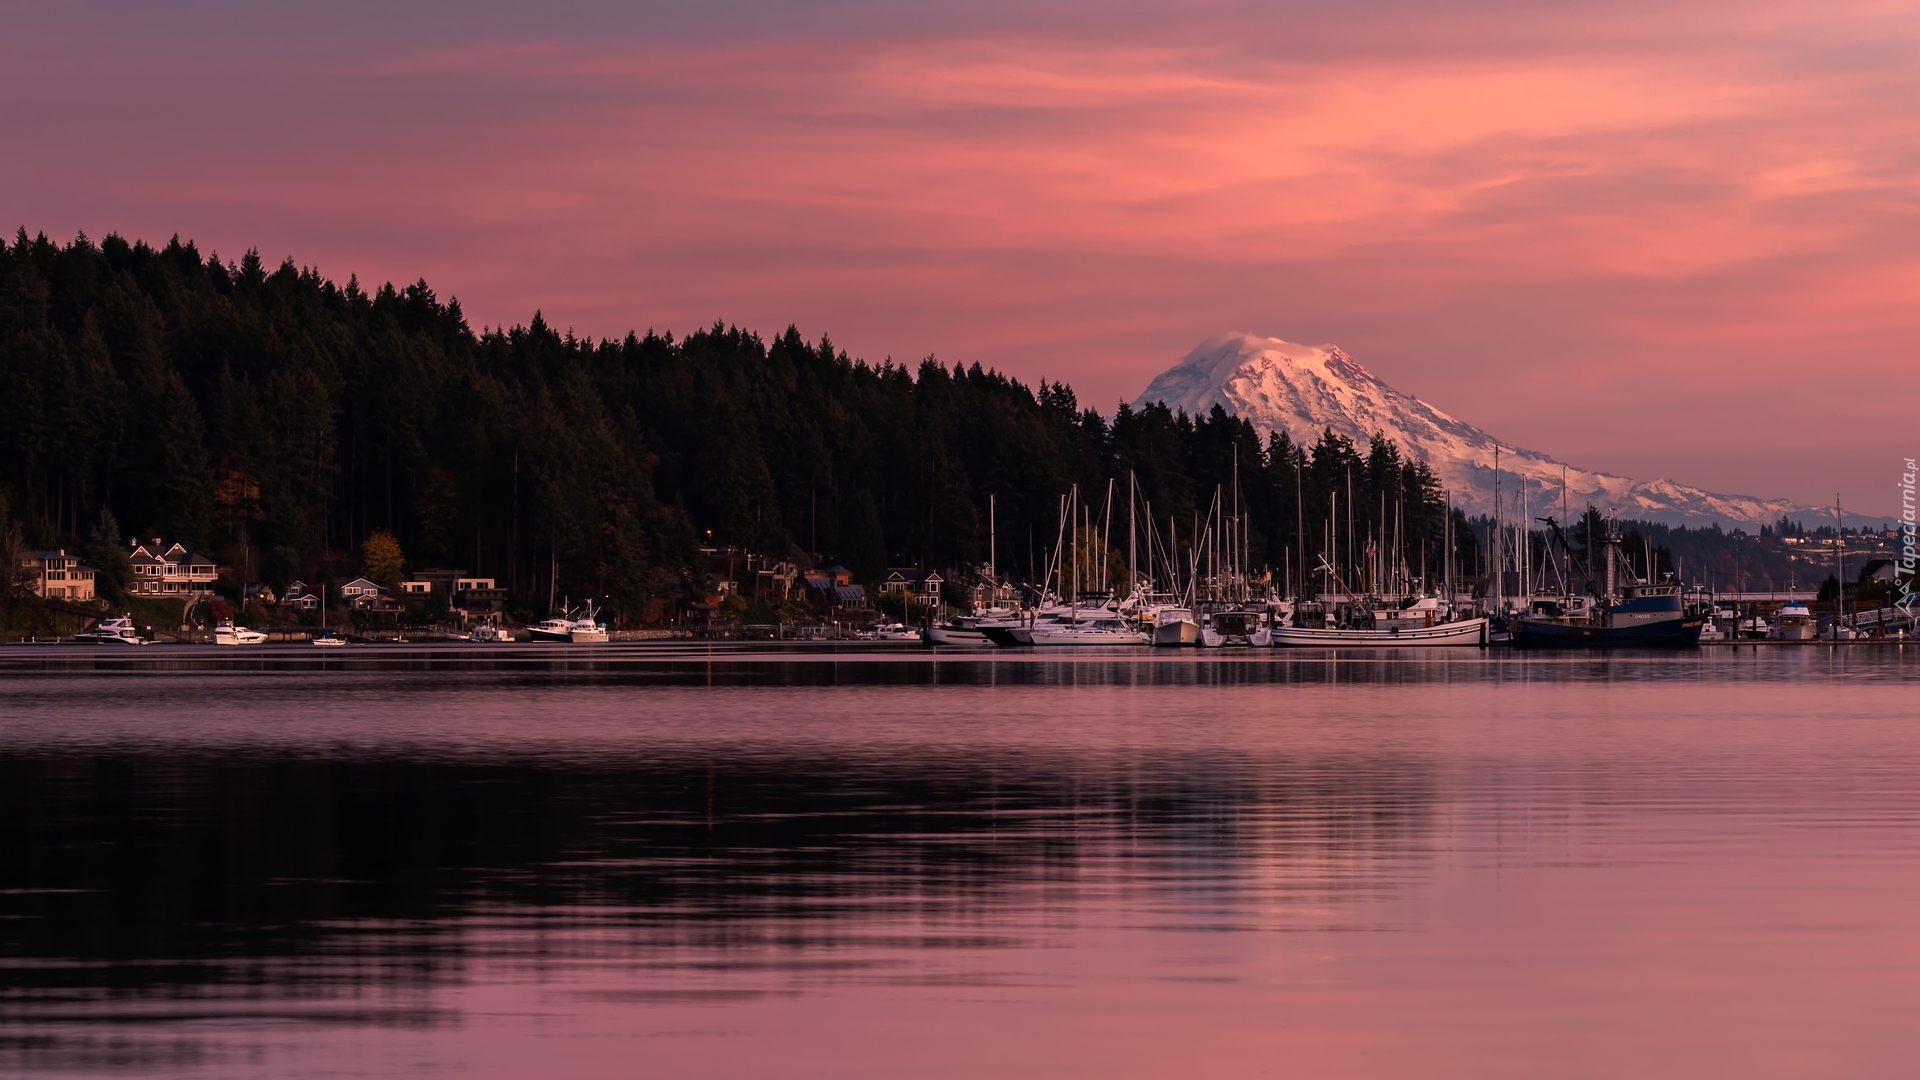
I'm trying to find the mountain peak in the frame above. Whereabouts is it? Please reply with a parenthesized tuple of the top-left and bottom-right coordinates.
(1133, 333, 1814, 528)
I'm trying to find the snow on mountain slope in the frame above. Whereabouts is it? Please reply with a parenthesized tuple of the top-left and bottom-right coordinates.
(1131, 333, 1817, 528)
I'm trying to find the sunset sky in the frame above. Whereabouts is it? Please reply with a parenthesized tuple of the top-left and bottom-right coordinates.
(5, 0, 1914, 512)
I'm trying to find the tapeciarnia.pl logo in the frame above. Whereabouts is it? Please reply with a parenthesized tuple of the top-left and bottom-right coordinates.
(1898, 458, 1917, 618)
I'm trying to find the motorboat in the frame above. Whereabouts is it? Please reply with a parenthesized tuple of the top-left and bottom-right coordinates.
(311, 631, 349, 647)
(868, 622, 924, 643)
(1149, 606, 1202, 647)
(214, 620, 267, 645)
(1770, 602, 1816, 641)
(529, 616, 573, 642)
(74, 615, 146, 645)
(471, 620, 515, 642)
(1202, 607, 1271, 647)
(927, 608, 1021, 645)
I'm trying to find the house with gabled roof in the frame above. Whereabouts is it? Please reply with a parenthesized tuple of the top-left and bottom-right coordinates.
(125, 539, 219, 599)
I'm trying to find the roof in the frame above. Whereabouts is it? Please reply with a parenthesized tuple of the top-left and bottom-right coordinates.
(834, 585, 866, 600)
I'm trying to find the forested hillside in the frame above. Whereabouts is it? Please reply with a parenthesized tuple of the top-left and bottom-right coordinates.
(1, 231, 1469, 623)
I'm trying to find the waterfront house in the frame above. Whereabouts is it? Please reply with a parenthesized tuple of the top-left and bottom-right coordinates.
(334, 577, 402, 613)
(882, 567, 944, 606)
(23, 550, 98, 601)
(453, 577, 508, 613)
(125, 540, 219, 599)
(802, 565, 867, 611)
(282, 581, 321, 610)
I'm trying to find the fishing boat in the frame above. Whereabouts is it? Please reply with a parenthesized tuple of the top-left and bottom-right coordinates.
(1508, 587, 1704, 646)
(568, 601, 610, 643)
(74, 615, 147, 645)
(213, 620, 268, 645)
(1509, 515, 1705, 647)
(528, 615, 573, 642)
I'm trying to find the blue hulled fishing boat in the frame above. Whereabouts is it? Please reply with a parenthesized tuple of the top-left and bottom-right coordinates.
(1510, 514, 1707, 648)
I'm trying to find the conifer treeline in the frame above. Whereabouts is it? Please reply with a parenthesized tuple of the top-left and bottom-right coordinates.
(0, 232, 1469, 621)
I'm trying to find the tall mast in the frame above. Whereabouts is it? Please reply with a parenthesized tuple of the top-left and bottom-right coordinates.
(1492, 446, 1503, 614)
(1834, 493, 1844, 629)
(1127, 473, 1136, 602)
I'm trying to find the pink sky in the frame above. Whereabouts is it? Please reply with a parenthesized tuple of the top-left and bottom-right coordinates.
(4, 1, 1914, 511)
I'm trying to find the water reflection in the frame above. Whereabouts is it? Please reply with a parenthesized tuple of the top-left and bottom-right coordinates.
(0, 650, 1915, 1077)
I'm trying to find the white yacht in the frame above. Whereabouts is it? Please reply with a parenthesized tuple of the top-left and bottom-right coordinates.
(214, 620, 268, 645)
(1771, 602, 1816, 641)
(1021, 615, 1149, 646)
(74, 615, 146, 645)
(867, 622, 924, 643)
(927, 609, 1022, 645)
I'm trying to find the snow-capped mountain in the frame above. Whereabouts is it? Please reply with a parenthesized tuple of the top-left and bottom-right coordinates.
(1131, 333, 1819, 528)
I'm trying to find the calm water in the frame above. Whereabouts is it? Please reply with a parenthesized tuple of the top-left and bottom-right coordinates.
(1, 646, 1916, 1078)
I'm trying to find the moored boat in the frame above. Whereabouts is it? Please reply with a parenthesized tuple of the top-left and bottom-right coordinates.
(1272, 616, 1489, 647)
(214, 620, 268, 645)
(74, 615, 147, 645)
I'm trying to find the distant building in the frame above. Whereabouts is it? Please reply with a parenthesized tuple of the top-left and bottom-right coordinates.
(283, 581, 321, 610)
(125, 539, 218, 599)
(22, 550, 98, 601)
(334, 577, 402, 613)
(453, 577, 508, 614)
(803, 565, 867, 611)
(882, 567, 944, 606)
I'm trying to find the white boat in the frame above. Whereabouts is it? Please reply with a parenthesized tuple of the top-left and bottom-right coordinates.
(529, 617, 572, 642)
(568, 600, 609, 643)
(214, 620, 267, 645)
(928, 607, 1022, 645)
(868, 622, 924, 643)
(1201, 608, 1270, 647)
(442, 630, 474, 642)
(74, 615, 146, 645)
(1022, 616, 1149, 646)
(311, 631, 349, 647)
(471, 620, 515, 643)
(1271, 617, 1490, 647)
(1771, 603, 1816, 641)
(1149, 607, 1203, 647)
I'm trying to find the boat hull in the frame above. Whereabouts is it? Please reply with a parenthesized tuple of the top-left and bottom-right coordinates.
(1271, 618, 1490, 647)
(1152, 621, 1202, 647)
(1509, 615, 1705, 647)
(982, 626, 1147, 646)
